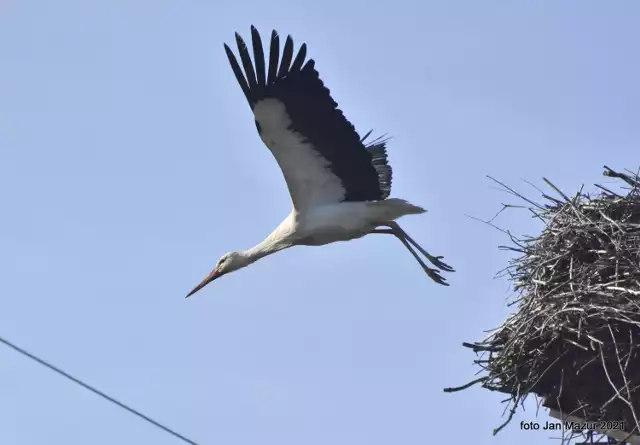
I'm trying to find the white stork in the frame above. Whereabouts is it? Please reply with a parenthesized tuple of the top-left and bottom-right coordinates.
(186, 26, 453, 298)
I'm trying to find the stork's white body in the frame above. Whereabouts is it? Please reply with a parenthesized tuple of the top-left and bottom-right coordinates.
(185, 26, 453, 297)
(295, 203, 386, 246)
(269, 199, 426, 247)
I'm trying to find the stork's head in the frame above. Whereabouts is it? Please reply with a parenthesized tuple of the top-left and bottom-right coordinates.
(185, 252, 249, 297)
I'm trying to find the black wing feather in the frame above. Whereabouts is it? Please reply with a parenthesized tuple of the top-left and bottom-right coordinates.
(235, 33, 257, 89)
(278, 36, 294, 79)
(267, 31, 280, 85)
(363, 135, 393, 200)
(250, 26, 266, 87)
(289, 43, 307, 73)
(223, 44, 251, 104)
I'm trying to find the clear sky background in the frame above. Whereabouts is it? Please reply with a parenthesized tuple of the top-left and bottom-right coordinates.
(1, 1, 639, 444)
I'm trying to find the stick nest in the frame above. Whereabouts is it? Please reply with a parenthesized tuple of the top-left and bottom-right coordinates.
(446, 166, 640, 441)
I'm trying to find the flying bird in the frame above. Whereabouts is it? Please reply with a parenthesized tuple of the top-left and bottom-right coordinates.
(186, 26, 453, 298)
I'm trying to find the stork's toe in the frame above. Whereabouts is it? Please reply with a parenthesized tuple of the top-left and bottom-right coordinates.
(423, 266, 450, 286)
(425, 254, 455, 273)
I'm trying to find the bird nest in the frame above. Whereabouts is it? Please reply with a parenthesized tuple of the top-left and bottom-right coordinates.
(446, 166, 640, 443)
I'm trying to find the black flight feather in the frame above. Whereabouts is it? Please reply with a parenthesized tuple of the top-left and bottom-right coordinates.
(267, 31, 280, 85)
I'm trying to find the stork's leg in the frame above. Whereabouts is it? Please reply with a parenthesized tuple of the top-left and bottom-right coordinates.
(382, 222, 454, 272)
(370, 229, 449, 286)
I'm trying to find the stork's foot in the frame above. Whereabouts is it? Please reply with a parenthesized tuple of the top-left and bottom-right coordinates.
(422, 265, 449, 286)
(370, 226, 453, 285)
(382, 222, 455, 275)
(424, 254, 455, 273)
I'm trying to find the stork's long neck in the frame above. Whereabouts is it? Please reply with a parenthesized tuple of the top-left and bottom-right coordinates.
(241, 219, 296, 264)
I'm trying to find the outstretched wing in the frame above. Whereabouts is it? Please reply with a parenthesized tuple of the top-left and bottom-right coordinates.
(223, 26, 393, 212)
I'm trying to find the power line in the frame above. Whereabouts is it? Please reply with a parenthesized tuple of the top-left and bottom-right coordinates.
(0, 335, 199, 445)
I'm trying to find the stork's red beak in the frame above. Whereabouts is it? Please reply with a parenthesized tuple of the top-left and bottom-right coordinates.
(185, 269, 224, 298)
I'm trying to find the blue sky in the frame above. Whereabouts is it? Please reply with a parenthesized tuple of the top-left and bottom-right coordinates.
(1, 1, 639, 444)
